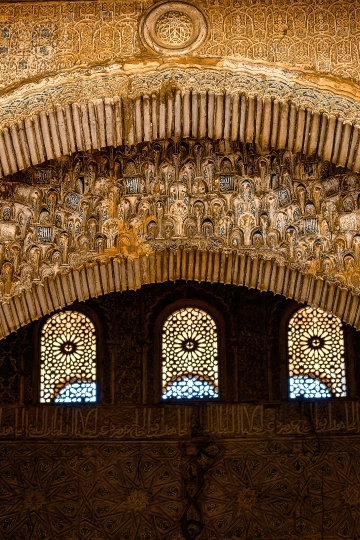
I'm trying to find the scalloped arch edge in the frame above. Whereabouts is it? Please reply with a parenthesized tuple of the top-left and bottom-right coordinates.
(3, 67, 360, 178)
(1, 248, 359, 339)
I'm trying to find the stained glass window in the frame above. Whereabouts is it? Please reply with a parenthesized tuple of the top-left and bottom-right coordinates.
(40, 311, 97, 403)
(161, 307, 219, 400)
(288, 306, 346, 399)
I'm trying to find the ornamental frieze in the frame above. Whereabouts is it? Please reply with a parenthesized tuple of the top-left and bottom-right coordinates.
(2, 66, 360, 132)
(1, 401, 360, 439)
(0, 0, 360, 93)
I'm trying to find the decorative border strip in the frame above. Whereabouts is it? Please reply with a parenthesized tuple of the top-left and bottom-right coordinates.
(1, 401, 360, 439)
(1, 67, 360, 127)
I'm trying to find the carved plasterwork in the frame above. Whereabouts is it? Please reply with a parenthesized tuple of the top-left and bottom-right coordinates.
(1, 66, 360, 130)
(1, 66, 360, 182)
(0, 0, 360, 94)
(2, 402, 360, 439)
(156, 12, 193, 45)
(141, 2, 207, 55)
(0, 142, 360, 336)
(1, 415, 360, 538)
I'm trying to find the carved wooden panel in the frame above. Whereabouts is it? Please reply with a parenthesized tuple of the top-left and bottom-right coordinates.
(1, 436, 360, 539)
(0, 332, 19, 404)
(199, 439, 360, 539)
(0, 442, 185, 540)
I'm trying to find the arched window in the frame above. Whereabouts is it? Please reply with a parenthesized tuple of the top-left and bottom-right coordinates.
(40, 310, 97, 403)
(161, 307, 219, 400)
(288, 306, 346, 399)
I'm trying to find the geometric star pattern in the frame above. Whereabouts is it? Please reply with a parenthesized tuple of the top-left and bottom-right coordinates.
(1, 439, 360, 539)
(288, 307, 346, 399)
(0, 443, 185, 540)
(199, 440, 360, 539)
(40, 311, 97, 403)
(162, 308, 219, 400)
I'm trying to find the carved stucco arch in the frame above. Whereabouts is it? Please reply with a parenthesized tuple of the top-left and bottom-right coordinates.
(1, 250, 359, 341)
(2, 65, 360, 177)
(1, 109, 360, 337)
(2, 62, 360, 338)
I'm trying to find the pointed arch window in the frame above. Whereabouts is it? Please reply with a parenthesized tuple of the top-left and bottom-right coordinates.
(161, 307, 219, 400)
(288, 306, 346, 399)
(40, 310, 97, 403)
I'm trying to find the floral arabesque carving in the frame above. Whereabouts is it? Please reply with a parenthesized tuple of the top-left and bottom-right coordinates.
(1, 1, 360, 93)
(155, 11, 193, 45)
(2, 67, 360, 131)
(1, 141, 360, 336)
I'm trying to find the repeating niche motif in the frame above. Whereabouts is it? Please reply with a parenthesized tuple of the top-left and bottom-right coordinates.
(40, 311, 97, 403)
(3, 142, 360, 313)
(162, 307, 219, 400)
(288, 306, 346, 398)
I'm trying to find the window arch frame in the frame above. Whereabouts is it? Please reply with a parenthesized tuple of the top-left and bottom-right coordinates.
(280, 301, 355, 401)
(154, 299, 226, 403)
(35, 304, 103, 406)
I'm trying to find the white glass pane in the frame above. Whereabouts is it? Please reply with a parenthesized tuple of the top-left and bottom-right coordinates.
(288, 307, 346, 399)
(40, 311, 97, 403)
(55, 382, 97, 403)
(162, 307, 219, 400)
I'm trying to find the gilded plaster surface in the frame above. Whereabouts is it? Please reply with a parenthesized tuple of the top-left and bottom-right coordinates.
(2, 66, 360, 132)
(0, 0, 360, 335)
(0, 144, 359, 338)
(0, 0, 360, 93)
(1, 68, 360, 181)
(1, 3, 360, 538)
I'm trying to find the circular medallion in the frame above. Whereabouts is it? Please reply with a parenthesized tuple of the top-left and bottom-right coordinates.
(155, 11, 193, 45)
(141, 2, 207, 55)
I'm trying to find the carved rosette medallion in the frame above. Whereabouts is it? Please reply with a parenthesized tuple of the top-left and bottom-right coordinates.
(141, 2, 207, 55)
(156, 11, 193, 45)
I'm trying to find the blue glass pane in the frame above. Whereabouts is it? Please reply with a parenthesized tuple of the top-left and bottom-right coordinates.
(289, 376, 331, 399)
(161, 307, 219, 401)
(163, 377, 218, 400)
(55, 382, 97, 403)
(287, 306, 346, 398)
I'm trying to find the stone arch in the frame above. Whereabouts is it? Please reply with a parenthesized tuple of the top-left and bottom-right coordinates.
(1, 249, 360, 340)
(2, 66, 360, 177)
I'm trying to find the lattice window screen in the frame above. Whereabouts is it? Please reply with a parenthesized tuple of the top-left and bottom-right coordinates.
(288, 306, 346, 399)
(162, 307, 219, 400)
(40, 311, 97, 403)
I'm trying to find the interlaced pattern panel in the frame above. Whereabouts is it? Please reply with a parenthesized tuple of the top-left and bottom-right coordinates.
(155, 11, 193, 45)
(162, 307, 219, 400)
(288, 306, 346, 398)
(40, 311, 97, 403)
